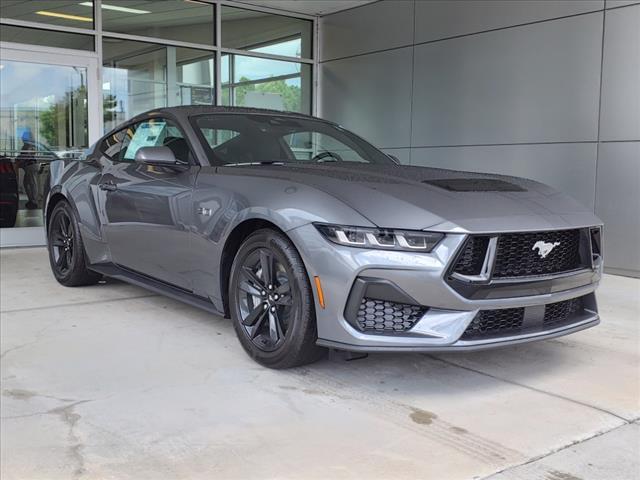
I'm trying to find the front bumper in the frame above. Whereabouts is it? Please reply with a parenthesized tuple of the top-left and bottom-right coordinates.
(287, 223, 602, 352)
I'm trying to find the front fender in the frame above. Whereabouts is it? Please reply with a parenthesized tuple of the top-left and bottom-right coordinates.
(190, 169, 375, 306)
(45, 159, 108, 264)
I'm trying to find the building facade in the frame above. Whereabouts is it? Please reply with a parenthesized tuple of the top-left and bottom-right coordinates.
(0, 0, 316, 246)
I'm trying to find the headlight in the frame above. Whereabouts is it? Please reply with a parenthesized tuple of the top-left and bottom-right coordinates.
(314, 223, 444, 252)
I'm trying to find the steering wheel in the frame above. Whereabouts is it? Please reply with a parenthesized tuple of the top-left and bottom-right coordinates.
(312, 150, 344, 163)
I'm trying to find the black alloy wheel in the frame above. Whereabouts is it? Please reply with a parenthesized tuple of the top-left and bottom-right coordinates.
(237, 247, 294, 351)
(47, 200, 102, 286)
(49, 207, 75, 277)
(229, 229, 325, 368)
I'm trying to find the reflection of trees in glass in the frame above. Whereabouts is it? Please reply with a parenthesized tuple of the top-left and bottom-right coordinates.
(103, 93, 118, 125)
(39, 85, 87, 147)
(234, 76, 301, 112)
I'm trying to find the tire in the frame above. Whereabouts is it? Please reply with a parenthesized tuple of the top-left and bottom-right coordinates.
(229, 228, 326, 369)
(47, 200, 102, 287)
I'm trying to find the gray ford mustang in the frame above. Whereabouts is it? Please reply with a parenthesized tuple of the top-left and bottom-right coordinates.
(45, 106, 603, 368)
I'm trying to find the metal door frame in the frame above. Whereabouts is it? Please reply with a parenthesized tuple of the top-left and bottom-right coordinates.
(0, 42, 100, 247)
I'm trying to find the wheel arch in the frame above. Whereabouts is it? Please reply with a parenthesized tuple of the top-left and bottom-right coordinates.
(45, 191, 69, 232)
(219, 218, 303, 319)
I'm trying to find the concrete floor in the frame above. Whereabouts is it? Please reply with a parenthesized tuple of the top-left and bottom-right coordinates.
(1, 247, 639, 480)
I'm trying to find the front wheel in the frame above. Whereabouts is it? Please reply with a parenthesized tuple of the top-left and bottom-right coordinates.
(229, 229, 325, 369)
(47, 200, 102, 287)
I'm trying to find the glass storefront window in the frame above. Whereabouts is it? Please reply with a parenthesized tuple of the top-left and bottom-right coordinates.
(0, 2, 315, 246)
(101, 0, 215, 46)
(0, 1, 94, 29)
(102, 39, 214, 132)
(0, 60, 89, 228)
(221, 54, 311, 114)
(0, 24, 94, 51)
(221, 6, 312, 59)
(176, 48, 216, 106)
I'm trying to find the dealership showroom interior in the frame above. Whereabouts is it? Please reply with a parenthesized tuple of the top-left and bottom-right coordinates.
(0, 0, 639, 478)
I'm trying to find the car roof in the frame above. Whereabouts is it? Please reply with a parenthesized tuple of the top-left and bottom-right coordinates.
(154, 105, 319, 121)
(102, 106, 338, 142)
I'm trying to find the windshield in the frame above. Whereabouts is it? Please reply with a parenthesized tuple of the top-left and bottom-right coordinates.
(192, 114, 394, 166)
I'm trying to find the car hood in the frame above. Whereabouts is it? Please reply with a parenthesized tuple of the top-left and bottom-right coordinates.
(219, 163, 601, 233)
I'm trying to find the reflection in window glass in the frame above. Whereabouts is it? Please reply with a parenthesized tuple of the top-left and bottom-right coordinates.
(221, 54, 311, 114)
(102, 40, 214, 132)
(176, 48, 215, 107)
(101, 0, 214, 45)
(197, 128, 240, 152)
(99, 129, 127, 160)
(250, 38, 302, 59)
(283, 132, 368, 162)
(221, 6, 312, 59)
(120, 118, 190, 163)
(192, 115, 392, 166)
(0, 60, 89, 228)
(0, 0, 94, 28)
(0, 25, 94, 51)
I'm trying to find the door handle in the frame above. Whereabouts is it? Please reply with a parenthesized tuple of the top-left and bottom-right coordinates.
(99, 181, 117, 192)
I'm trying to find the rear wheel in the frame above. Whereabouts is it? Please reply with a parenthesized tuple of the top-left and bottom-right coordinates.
(47, 200, 102, 286)
(229, 229, 325, 368)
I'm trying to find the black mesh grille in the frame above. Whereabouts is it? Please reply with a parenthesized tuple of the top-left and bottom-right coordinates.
(461, 297, 586, 340)
(452, 236, 490, 276)
(356, 298, 427, 332)
(544, 298, 583, 328)
(461, 307, 525, 340)
(493, 229, 582, 278)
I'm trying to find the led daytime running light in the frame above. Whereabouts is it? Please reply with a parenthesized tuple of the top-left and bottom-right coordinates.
(314, 224, 443, 253)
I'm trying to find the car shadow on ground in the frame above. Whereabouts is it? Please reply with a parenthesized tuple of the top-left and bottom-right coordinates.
(139, 289, 579, 399)
(307, 345, 574, 396)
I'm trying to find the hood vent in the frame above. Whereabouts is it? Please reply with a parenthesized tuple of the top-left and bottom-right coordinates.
(422, 178, 527, 192)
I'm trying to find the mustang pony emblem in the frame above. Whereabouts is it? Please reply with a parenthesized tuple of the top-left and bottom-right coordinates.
(532, 240, 561, 258)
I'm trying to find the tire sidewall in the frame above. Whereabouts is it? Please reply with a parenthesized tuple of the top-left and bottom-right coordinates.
(229, 229, 316, 367)
(47, 201, 83, 285)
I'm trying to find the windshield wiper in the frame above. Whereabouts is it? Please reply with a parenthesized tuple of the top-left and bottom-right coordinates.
(225, 161, 285, 167)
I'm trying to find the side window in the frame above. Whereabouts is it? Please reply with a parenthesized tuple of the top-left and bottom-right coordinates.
(119, 118, 193, 164)
(99, 129, 127, 159)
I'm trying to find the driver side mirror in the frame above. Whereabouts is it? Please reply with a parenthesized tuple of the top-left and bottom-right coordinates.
(134, 146, 187, 169)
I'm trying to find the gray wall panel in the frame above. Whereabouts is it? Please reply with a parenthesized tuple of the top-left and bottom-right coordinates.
(318, 0, 639, 274)
(320, 1, 414, 62)
(599, 5, 640, 141)
(320, 47, 413, 149)
(415, 0, 603, 43)
(411, 143, 598, 210)
(595, 142, 640, 273)
(411, 13, 603, 146)
(605, 1, 640, 8)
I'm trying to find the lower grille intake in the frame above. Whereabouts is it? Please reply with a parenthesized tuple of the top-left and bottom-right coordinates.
(356, 298, 427, 333)
(461, 307, 525, 340)
(461, 297, 587, 340)
(544, 298, 583, 327)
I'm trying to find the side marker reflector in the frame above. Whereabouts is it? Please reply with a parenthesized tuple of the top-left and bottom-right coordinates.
(314, 276, 325, 309)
